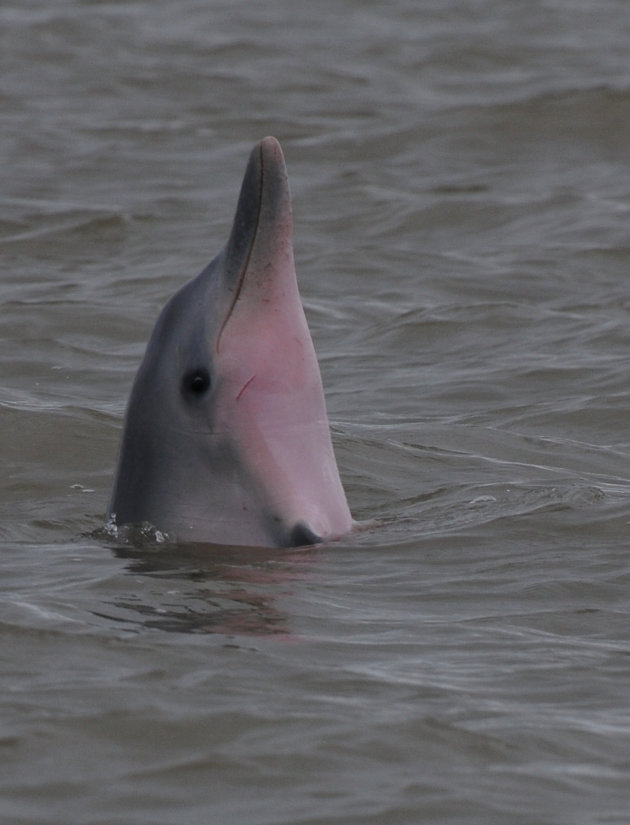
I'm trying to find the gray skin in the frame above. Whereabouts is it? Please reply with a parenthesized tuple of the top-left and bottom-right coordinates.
(108, 137, 352, 548)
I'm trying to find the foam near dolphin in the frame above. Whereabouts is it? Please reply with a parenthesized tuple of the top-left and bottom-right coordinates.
(108, 136, 352, 547)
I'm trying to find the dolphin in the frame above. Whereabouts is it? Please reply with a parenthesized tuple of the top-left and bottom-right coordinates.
(108, 136, 352, 547)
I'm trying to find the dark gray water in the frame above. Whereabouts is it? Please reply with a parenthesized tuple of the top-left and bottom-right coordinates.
(3, 1, 630, 823)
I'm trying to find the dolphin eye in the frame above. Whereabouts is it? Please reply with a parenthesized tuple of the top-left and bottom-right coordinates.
(183, 368, 211, 398)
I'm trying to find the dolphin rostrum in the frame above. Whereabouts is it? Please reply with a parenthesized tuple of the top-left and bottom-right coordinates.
(108, 137, 352, 547)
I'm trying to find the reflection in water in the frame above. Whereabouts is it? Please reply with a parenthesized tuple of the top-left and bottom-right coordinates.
(102, 538, 318, 637)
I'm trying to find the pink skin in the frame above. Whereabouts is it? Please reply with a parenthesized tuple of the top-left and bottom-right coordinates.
(214, 139, 352, 541)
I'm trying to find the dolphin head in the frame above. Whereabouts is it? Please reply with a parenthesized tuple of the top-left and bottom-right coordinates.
(108, 137, 352, 547)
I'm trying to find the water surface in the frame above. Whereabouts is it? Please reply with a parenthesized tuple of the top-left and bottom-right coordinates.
(2, 1, 630, 823)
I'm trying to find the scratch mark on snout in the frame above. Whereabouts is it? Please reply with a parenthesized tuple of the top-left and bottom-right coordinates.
(236, 374, 257, 401)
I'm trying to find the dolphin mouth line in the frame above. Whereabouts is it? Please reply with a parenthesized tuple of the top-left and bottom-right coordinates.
(216, 143, 265, 353)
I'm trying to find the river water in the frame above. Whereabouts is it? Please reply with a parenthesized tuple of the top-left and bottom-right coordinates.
(3, 1, 630, 823)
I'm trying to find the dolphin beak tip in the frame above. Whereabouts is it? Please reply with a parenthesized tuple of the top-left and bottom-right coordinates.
(259, 134, 283, 157)
(256, 137, 289, 190)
